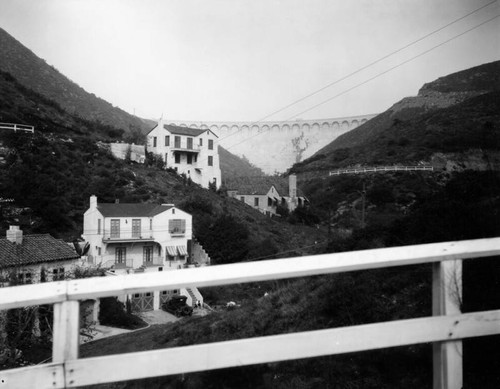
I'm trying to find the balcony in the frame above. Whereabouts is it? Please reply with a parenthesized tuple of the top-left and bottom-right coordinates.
(171, 146, 200, 153)
(169, 228, 185, 237)
(113, 258, 134, 269)
(102, 231, 155, 242)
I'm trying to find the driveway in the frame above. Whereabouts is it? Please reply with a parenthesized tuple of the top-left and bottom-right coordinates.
(139, 310, 179, 325)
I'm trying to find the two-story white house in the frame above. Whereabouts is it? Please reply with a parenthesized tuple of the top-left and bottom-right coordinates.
(147, 120, 221, 189)
(82, 195, 205, 311)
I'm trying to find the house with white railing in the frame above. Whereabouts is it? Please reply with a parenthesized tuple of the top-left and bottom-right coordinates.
(147, 119, 221, 189)
(82, 195, 205, 310)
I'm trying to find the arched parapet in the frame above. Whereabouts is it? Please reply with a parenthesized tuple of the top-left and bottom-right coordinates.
(321, 122, 330, 130)
(210, 125, 219, 135)
(361, 118, 368, 125)
(261, 125, 270, 133)
(251, 125, 260, 133)
(341, 121, 349, 131)
(180, 123, 187, 127)
(282, 124, 290, 132)
(291, 124, 300, 132)
(231, 125, 239, 133)
(271, 124, 280, 132)
(311, 123, 320, 131)
(220, 125, 230, 135)
(332, 122, 340, 131)
(302, 123, 310, 131)
(190, 124, 199, 129)
(241, 125, 249, 135)
(200, 124, 209, 130)
(351, 120, 359, 128)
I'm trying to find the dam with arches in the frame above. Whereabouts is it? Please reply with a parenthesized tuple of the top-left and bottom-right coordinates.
(167, 113, 378, 174)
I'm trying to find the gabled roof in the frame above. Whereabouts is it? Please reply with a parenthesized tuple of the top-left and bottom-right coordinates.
(226, 177, 305, 197)
(163, 125, 206, 137)
(97, 203, 174, 218)
(0, 234, 80, 269)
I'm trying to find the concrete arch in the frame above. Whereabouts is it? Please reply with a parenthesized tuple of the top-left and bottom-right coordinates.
(321, 122, 330, 130)
(241, 125, 250, 134)
(312, 123, 320, 131)
(200, 124, 209, 129)
(361, 118, 368, 125)
(351, 120, 359, 128)
(251, 125, 260, 133)
(220, 125, 229, 134)
(180, 123, 187, 127)
(292, 124, 300, 132)
(341, 121, 349, 131)
(282, 124, 290, 131)
(261, 125, 270, 132)
(210, 125, 219, 134)
(169, 123, 176, 126)
(332, 122, 340, 131)
(231, 125, 239, 133)
(189, 124, 199, 129)
(271, 124, 280, 132)
(302, 123, 310, 131)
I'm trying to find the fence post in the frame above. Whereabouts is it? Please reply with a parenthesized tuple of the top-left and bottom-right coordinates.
(52, 300, 80, 363)
(432, 260, 463, 389)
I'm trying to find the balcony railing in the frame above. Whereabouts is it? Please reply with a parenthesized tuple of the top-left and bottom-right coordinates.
(102, 231, 155, 242)
(113, 258, 134, 269)
(1, 237, 499, 388)
(171, 146, 200, 153)
(169, 228, 185, 237)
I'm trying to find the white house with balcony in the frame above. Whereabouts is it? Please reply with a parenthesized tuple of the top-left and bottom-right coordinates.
(82, 195, 205, 311)
(147, 119, 221, 189)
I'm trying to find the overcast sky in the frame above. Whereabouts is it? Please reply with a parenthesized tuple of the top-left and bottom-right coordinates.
(0, 0, 498, 122)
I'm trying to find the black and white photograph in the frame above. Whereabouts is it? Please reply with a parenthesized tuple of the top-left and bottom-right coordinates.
(0, 1, 499, 388)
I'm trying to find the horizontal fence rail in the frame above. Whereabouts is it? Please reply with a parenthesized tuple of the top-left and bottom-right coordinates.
(0, 122, 35, 133)
(329, 165, 434, 175)
(0, 237, 499, 388)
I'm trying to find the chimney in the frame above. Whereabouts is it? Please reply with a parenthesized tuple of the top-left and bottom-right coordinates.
(90, 195, 97, 209)
(6, 225, 23, 245)
(289, 174, 297, 198)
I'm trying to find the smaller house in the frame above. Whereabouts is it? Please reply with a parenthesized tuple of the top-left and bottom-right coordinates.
(82, 196, 206, 311)
(226, 174, 308, 216)
(0, 225, 81, 285)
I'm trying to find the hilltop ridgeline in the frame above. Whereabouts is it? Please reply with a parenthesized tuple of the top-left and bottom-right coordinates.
(290, 60, 500, 176)
(0, 27, 154, 135)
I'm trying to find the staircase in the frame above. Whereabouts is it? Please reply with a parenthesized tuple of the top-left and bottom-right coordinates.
(185, 287, 203, 307)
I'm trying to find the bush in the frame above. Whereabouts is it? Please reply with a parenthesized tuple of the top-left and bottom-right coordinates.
(98, 297, 147, 329)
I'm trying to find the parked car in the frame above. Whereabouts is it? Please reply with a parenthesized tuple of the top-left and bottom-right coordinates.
(162, 295, 193, 317)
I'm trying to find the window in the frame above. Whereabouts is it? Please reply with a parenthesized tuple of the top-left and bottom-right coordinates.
(213, 178, 217, 187)
(268, 197, 273, 206)
(97, 219, 101, 234)
(18, 272, 32, 284)
(132, 219, 141, 238)
(240, 196, 245, 202)
(194, 154, 197, 163)
(158, 267, 163, 272)
(254, 197, 259, 206)
(175, 153, 180, 164)
(174, 136, 181, 148)
(187, 137, 193, 149)
(143, 246, 153, 262)
(208, 156, 213, 166)
(187, 154, 193, 164)
(199, 138, 203, 146)
(115, 247, 126, 264)
(150, 219, 153, 231)
(53, 267, 65, 281)
(165, 135, 170, 146)
(208, 139, 213, 150)
(110, 219, 120, 238)
(169, 219, 186, 234)
(97, 247, 101, 255)
(153, 137, 157, 147)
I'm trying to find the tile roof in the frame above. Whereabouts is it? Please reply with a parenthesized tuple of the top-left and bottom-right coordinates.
(0, 234, 80, 269)
(226, 177, 305, 197)
(163, 125, 206, 137)
(97, 203, 173, 217)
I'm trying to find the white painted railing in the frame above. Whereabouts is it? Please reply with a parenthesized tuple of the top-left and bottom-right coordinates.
(0, 122, 35, 133)
(0, 237, 499, 388)
(329, 165, 434, 175)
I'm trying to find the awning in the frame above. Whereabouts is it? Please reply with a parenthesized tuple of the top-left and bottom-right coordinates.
(177, 246, 188, 256)
(166, 246, 177, 256)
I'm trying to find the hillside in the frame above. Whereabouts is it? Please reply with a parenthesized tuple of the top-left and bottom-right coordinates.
(290, 60, 500, 176)
(0, 28, 153, 134)
(218, 146, 265, 180)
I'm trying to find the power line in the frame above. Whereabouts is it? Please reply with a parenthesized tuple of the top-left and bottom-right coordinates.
(218, 0, 498, 143)
(225, 13, 500, 151)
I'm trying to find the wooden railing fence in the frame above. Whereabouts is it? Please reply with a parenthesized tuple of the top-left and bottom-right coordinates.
(0, 237, 499, 388)
(329, 165, 434, 175)
(0, 123, 35, 133)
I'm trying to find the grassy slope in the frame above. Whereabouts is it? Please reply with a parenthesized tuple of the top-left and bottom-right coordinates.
(290, 61, 500, 176)
(0, 27, 152, 133)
